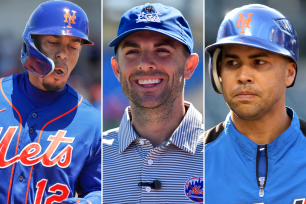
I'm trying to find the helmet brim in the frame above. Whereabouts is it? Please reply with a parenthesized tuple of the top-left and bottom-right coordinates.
(206, 36, 296, 64)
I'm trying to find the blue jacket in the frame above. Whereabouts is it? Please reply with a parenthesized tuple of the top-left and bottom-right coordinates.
(205, 108, 306, 204)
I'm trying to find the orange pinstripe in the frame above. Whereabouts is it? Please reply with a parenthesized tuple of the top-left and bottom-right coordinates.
(0, 78, 23, 204)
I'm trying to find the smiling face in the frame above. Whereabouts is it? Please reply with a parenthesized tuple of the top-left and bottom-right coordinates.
(219, 44, 296, 120)
(29, 35, 82, 92)
(111, 30, 198, 109)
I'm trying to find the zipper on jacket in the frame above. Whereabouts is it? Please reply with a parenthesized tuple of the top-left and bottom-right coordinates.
(256, 144, 268, 197)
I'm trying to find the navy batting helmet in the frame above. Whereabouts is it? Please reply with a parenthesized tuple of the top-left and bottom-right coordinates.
(21, 0, 93, 78)
(205, 4, 298, 94)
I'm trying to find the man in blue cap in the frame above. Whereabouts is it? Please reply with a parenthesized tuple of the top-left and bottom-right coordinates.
(205, 4, 306, 204)
(103, 3, 203, 203)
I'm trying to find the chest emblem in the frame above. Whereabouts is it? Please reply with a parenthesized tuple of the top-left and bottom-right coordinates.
(184, 177, 203, 203)
(0, 127, 74, 168)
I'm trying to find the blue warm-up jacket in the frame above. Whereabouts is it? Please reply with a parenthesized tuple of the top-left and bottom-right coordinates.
(205, 108, 306, 204)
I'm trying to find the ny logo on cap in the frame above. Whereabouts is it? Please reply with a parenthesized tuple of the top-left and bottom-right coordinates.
(64, 9, 77, 28)
(137, 5, 161, 23)
(236, 13, 253, 33)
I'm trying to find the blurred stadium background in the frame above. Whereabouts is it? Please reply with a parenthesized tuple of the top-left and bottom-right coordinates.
(0, 0, 101, 111)
(103, 0, 204, 131)
(206, 0, 306, 130)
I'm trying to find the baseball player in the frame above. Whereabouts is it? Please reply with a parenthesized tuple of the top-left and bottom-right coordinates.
(0, 1, 101, 204)
(205, 4, 306, 204)
(103, 3, 203, 203)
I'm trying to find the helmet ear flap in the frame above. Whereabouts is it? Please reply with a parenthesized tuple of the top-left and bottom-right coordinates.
(211, 48, 223, 94)
(20, 37, 54, 78)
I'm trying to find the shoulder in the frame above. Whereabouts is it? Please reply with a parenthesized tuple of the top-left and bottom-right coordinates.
(103, 128, 119, 153)
(103, 127, 119, 141)
(205, 122, 225, 145)
(1, 74, 15, 82)
(65, 85, 100, 116)
(1, 74, 17, 87)
(299, 118, 306, 136)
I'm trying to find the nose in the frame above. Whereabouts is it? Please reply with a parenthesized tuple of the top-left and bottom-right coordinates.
(236, 64, 254, 84)
(137, 50, 156, 71)
(55, 45, 68, 60)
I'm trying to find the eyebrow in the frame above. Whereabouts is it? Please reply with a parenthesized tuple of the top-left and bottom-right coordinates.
(121, 40, 176, 50)
(121, 42, 141, 49)
(154, 40, 176, 50)
(50, 35, 81, 43)
(224, 52, 269, 59)
(71, 38, 82, 43)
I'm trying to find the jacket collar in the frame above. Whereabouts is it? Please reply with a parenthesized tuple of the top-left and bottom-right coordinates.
(224, 107, 300, 156)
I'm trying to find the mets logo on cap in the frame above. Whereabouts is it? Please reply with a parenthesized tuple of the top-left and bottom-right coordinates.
(185, 177, 203, 203)
(236, 12, 253, 33)
(137, 4, 161, 23)
(63, 8, 76, 35)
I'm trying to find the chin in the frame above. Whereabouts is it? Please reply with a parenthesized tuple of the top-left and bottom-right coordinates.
(231, 106, 265, 120)
(131, 99, 162, 109)
(42, 82, 65, 92)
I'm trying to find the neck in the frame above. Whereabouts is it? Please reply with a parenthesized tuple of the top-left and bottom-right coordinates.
(130, 96, 185, 147)
(231, 104, 291, 144)
(27, 71, 46, 91)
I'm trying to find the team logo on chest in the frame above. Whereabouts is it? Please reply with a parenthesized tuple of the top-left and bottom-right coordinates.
(184, 177, 203, 203)
(63, 9, 77, 28)
(0, 126, 74, 168)
(236, 12, 253, 33)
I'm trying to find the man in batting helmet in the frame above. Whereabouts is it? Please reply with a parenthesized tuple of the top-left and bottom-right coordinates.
(0, 1, 101, 203)
(205, 4, 305, 204)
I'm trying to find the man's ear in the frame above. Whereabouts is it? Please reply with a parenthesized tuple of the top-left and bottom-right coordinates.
(111, 57, 121, 82)
(218, 61, 222, 82)
(78, 47, 82, 55)
(184, 53, 199, 79)
(285, 61, 296, 87)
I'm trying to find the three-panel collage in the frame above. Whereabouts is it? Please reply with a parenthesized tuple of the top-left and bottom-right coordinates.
(0, 0, 305, 203)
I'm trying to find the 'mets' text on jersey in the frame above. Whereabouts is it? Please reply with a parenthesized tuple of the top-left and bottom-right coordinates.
(0, 75, 101, 204)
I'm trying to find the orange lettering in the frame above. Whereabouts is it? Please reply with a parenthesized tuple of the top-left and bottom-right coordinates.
(236, 13, 253, 33)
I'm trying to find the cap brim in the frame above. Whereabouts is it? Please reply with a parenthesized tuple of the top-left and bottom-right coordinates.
(109, 27, 190, 52)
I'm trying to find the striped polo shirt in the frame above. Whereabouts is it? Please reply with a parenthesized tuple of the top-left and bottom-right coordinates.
(103, 102, 203, 203)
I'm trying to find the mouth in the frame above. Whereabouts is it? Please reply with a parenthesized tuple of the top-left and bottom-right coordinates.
(53, 64, 67, 76)
(235, 91, 257, 100)
(137, 79, 162, 87)
(54, 68, 64, 75)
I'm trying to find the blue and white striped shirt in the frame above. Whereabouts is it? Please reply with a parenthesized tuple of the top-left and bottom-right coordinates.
(103, 102, 203, 203)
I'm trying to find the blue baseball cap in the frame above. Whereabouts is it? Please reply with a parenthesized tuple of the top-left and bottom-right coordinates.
(109, 3, 193, 54)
